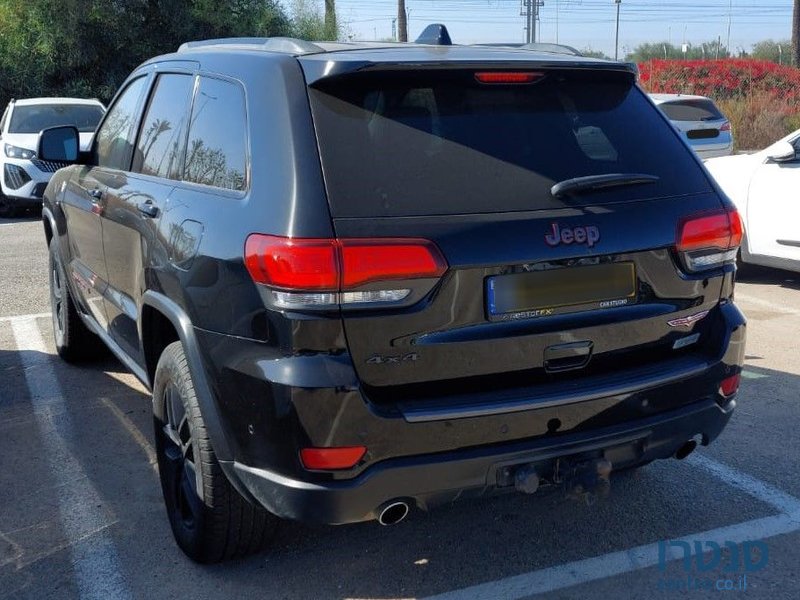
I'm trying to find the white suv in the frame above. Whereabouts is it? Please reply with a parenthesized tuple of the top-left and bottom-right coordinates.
(0, 97, 105, 217)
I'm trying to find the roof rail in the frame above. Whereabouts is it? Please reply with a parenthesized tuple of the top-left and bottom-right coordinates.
(177, 37, 326, 56)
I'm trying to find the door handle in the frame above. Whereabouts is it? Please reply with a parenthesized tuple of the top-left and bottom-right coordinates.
(137, 200, 159, 218)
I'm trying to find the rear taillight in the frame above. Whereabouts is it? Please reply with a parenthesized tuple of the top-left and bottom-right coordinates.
(676, 209, 743, 272)
(244, 235, 447, 309)
(720, 121, 732, 132)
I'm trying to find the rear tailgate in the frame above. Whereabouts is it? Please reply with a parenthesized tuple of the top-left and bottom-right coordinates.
(304, 64, 727, 406)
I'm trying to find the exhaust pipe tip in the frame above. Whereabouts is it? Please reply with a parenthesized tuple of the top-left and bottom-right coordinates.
(674, 439, 698, 460)
(377, 501, 410, 526)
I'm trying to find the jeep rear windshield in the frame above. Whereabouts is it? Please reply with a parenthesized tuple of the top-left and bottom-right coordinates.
(308, 69, 711, 218)
(9, 104, 104, 133)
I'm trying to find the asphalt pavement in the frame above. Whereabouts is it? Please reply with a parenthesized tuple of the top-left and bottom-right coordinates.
(2, 215, 800, 599)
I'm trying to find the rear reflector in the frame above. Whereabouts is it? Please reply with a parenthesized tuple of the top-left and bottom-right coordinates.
(475, 71, 544, 84)
(677, 209, 743, 272)
(720, 373, 741, 397)
(300, 446, 366, 470)
(245, 235, 447, 309)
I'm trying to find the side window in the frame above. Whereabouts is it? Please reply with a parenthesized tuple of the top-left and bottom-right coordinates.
(95, 77, 148, 170)
(183, 77, 247, 191)
(132, 74, 194, 180)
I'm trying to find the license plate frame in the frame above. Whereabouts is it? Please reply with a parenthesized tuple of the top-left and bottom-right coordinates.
(486, 262, 637, 322)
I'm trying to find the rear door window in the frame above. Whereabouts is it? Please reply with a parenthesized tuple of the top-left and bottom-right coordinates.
(132, 73, 194, 180)
(308, 69, 712, 218)
(183, 77, 247, 191)
(658, 99, 723, 122)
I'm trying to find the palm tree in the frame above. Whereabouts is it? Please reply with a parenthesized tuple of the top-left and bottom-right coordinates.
(793, 0, 800, 66)
(398, 0, 408, 42)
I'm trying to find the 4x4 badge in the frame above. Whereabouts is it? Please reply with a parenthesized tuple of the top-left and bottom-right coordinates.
(667, 311, 710, 328)
(545, 223, 600, 248)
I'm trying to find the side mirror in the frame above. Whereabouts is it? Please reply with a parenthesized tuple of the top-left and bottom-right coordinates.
(38, 126, 79, 162)
(765, 140, 797, 163)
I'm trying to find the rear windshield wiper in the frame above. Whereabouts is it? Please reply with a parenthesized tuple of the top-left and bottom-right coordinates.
(551, 173, 660, 198)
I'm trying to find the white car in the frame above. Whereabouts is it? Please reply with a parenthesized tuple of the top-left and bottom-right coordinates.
(0, 97, 105, 217)
(650, 94, 733, 160)
(705, 130, 800, 272)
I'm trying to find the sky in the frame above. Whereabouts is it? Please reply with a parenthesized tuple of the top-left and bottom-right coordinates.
(332, 0, 795, 56)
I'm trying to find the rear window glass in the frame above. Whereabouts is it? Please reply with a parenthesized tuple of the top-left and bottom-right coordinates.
(9, 103, 104, 133)
(658, 99, 723, 122)
(183, 77, 248, 191)
(308, 70, 711, 218)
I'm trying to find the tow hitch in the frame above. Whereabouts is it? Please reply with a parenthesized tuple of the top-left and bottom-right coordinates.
(501, 457, 613, 506)
(557, 457, 613, 505)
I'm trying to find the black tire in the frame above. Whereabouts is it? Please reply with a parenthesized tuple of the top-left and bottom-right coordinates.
(48, 238, 104, 361)
(153, 341, 277, 563)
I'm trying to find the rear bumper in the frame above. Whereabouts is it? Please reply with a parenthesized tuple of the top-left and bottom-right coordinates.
(201, 300, 745, 525)
(230, 396, 734, 524)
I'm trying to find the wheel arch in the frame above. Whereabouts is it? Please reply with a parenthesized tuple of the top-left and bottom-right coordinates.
(42, 205, 58, 246)
(141, 290, 233, 462)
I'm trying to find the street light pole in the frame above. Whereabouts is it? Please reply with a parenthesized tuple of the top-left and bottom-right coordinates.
(615, 0, 622, 61)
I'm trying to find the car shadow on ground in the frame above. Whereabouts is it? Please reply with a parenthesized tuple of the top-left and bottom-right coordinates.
(0, 210, 41, 224)
(737, 264, 800, 290)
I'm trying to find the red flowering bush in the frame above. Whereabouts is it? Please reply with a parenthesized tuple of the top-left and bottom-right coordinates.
(639, 59, 800, 150)
(639, 59, 800, 104)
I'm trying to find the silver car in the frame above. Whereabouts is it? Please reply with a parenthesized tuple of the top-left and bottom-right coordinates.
(650, 94, 733, 160)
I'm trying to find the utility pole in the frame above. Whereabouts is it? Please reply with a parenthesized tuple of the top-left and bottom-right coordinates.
(614, 0, 622, 61)
(324, 0, 337, 40)
(793, 0, 800, 66)
(556, 0, 560, 44)
(523, 0, 531, 43)
(398, 0, 408, 42)
(522, 0, 542, 44)
(726, 0, 733, 58)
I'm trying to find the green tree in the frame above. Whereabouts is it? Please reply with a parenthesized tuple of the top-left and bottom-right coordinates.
(580, 48, 612, 60)
(0, 0, 292, 108)
(625, 40, 730, 62)
(751, 39, 792, 64)
(290, 0, 335, 41)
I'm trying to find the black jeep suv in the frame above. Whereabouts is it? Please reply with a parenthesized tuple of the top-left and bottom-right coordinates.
(40, 36, 746, 563)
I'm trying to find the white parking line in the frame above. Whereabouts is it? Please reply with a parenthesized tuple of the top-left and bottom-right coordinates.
(0, 312, 51, 323)
(10, 317, 132, 600)
(420, 455, 800, 600)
